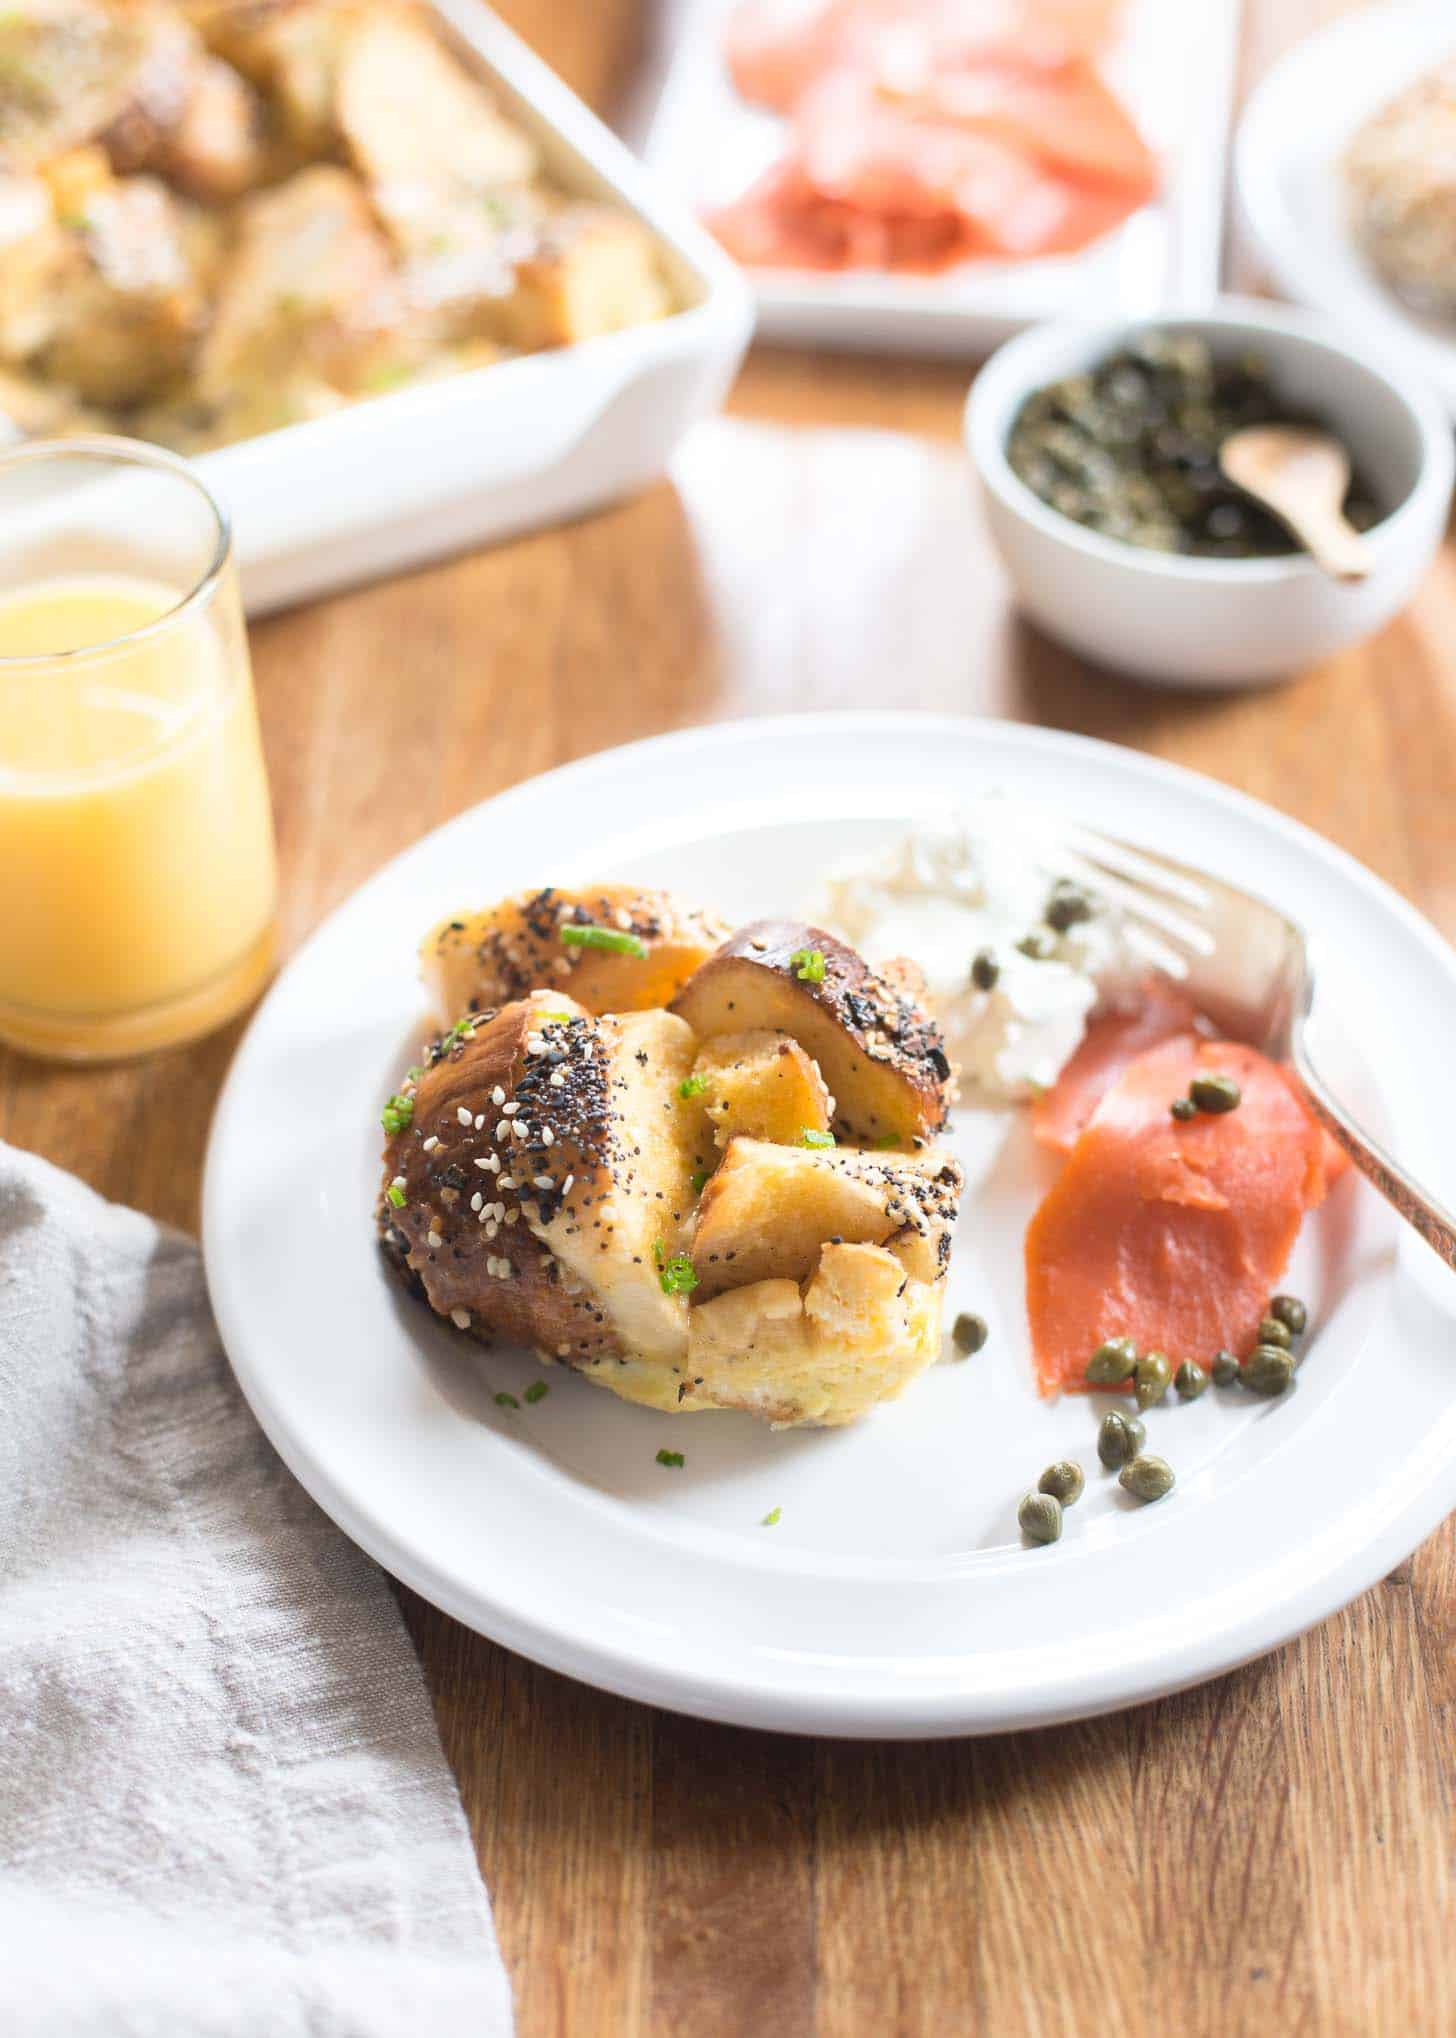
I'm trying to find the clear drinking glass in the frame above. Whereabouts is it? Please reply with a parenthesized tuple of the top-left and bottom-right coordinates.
(0, 437, 277, 1061)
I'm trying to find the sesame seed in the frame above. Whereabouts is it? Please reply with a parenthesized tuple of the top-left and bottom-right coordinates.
(391, 1174, 406, 1190)
(549, 1071, 566, 1088)
(473, 1156, 493, 1170)
(482, 1153, 500, 1173)
(474, 1114, 485, 1131)
(505, 1209, 520, 1225)
(499, 1174, 517, 1190)
(426, 1229, 443, 1250)
(495, 1120, 509, 1140)
(614, 908, 633, 931)
(485, 1220, 498, 1239)
(451, 1307, 471, 1329)
(533, 1174, 554, 1191)
(561, 1174, 574, 1196)
(502, 1102, 520, 1116)
(491, 1086, 506, 1106)
(422, 1135, 439, 1152)
(541, 1128, 555, 1146)
(526, 1035, 546, 1056)
(511, 1120, 527, 1139)
(471, 1192, 483, 1212)
(498, 1260, 512, 1278)
(456, 1106, 472, 1127)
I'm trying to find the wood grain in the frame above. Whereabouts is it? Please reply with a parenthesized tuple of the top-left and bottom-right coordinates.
(6, 2, 1454, 2032)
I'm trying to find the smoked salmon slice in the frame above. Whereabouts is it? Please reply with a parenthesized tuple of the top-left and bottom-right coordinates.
(1025, 1035, 1346, 1397)
(1033, 981, 1202, 1155)
(725, 0, 1126, 114)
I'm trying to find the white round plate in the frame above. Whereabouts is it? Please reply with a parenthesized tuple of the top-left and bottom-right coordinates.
(1237, 2, 1456, 416)
(204, 715, 1456, 1737)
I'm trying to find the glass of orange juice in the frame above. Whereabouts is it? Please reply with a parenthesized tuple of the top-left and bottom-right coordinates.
(0, 436, 277, 1061)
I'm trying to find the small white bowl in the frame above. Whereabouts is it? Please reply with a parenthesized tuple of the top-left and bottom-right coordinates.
(966, 298, 1453, 689)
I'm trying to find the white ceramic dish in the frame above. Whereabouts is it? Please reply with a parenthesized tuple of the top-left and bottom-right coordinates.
(1238, 1, 1456, 419)
(640, 0, 1240, 356)
(204, 713, 1456, 1738)
(187, 0, 752, 615)
(966, 299, 1452, 689)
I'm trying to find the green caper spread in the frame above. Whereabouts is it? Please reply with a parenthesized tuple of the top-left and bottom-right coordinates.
(1006, 332, 1380, 558)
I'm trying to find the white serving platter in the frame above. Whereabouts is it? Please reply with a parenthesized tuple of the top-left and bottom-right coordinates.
(189, 1, 752, 614)
(1237, 1, 1456, 418)
(640, 0, 1241, 355)
(203, 713, 1456, 1738)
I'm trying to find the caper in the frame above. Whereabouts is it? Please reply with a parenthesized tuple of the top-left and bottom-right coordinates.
(1018, 1491, 1063, 1545)
(1085, 1335, 1138, 1387)
(1270, 1294, 1307, 1335)
(1097, 1410, 1142, 1469)
(1210, 1349, 1241, 1388)
(1173, 1359, 1208, 1401)
(1016, 929, 1058, 962)
(970, 948, 999, 992)
(1244, 1346, 1294, 1396)
(1255, 1315, 1292, 1350)
(1189, 1072, 1241, 1115)
(1134, 1351, 1172, 1411)
(1038, 1459, 1085, 1506)
(1045, 882, 1093, 933)
(1170, 1097, 1197, 1122)
(952, 1312, 988, 1356)
(1119, 1454, 1175, 1503)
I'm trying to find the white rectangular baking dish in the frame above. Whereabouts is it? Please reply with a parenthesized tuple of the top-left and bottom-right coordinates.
(195, 0, 752, 614)
(641, 0, 1241, 356)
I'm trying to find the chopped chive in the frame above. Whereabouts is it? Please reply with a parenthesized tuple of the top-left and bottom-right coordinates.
(385, 1182, 407, 1208)
(801, 1128, 835, 1149)
(494, 1392, 519, 1409)
(653, 1237, 665, 1267)
(678, 1072, 707, 1100)
(658, 1253, 698, 1296)
(761, 1506, 781, 1526)
(690, 1169, 709, 1193)
(381, 1092, 415, 1135)
(560, 923, 648, 959)
(523, 1380, 549, 1404)
(536, 1010, 574, 1022)
(407, 1065, 422, 1080)
(656, 1448, 685, 1468)
(790, 946, 826, 984)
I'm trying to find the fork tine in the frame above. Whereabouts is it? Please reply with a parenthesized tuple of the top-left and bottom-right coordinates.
(1054, 844, 1217, 960)
(1063, 826, 1216, 910)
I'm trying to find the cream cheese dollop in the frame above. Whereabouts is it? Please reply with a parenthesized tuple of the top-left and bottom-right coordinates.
(820, 805, 1139, 1103)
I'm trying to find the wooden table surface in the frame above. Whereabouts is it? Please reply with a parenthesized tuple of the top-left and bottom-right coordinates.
(10, 2, 1456, 2031)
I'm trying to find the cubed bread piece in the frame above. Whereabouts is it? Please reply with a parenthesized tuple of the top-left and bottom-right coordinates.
(335, 4, 537, 247)
(0, 1, 197, 173)
(672, 921, 952, 1148)
(691, 1136, 961, 1299)
(686, 1243, 944, 1427)
(163, 55, 269, 200)
(691, 1028, 832, 1149)
(0, 176, 72, 361)
(422, 886, 730, 1024)
(40, 176, 206, 404)
(483, 205, 672, 350)
(379, 996, 712, 1410)
(196, 165, 405, 431)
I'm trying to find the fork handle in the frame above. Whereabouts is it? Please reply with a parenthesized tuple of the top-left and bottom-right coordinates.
(1293, 1030, 1456, 1271)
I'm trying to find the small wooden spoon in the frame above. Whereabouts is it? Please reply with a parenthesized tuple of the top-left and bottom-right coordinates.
(1218, 424, 1373, 582)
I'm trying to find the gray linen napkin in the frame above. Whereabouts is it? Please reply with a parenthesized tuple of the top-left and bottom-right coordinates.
(0, 1141, 513, 2037)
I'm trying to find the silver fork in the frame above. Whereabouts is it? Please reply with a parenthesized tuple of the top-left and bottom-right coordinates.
(1056, 826, 1456, 1272)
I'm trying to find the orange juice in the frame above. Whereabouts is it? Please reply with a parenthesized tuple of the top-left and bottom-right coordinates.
(0, 571, 277, 1059)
